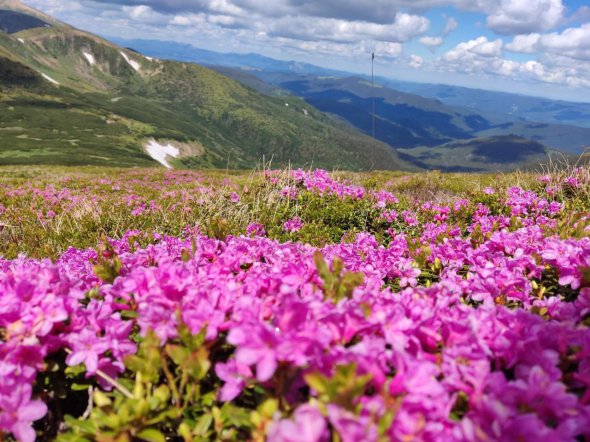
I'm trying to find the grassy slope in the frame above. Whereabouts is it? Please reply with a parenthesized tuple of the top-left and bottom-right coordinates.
(0, 7, 409, 171)
(1, 164, 588, 260)
(397, 135, 559, 173)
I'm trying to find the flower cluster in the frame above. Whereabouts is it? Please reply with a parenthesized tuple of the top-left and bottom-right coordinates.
(0, 168, 589, 441)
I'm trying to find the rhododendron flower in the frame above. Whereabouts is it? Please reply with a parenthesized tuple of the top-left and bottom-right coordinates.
(228, 324, 279, 382)
(268, 405, 328, 442)
(327, 405, 378, 442)
(284, 217, 303, 233)
(66, 328, 111, 374)
(215, 359, 253, 401)
(564, 177, 580, 188)
(0, 385, 47, 442)
(246, 223, 266, 236)
(230, 192, 241, 203)
(281, 186, 298, 199)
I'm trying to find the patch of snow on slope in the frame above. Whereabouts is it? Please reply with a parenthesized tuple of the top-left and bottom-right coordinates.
(82, 51, 95, 66)
(41, 73, 59, 85)
(145, 139, 179, 169)
(145, 56, 153, 61)
(17, 38, 25, 44)
(120, 51, 140, 71)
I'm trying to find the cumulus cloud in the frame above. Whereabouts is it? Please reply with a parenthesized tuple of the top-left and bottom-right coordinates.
(506, 24, 590, 60)
(505, 33, 541, 53)
(540, 23, 590, 60)
(122, 5, 168, 23)
(438, 32, 590, 89)
(443, 36, 503, 61)
(409, 54, 423, 68)
(267, 13, 429, 44)
(486, 0, 565, 35)
(442, 16, 458, 35)
(419, 36, 443, 47)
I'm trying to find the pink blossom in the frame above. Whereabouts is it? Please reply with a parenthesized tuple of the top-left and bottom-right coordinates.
(284, 217, 304, 233)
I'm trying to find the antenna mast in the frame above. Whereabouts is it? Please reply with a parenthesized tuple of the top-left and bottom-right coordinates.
(371, 52, 375, 139)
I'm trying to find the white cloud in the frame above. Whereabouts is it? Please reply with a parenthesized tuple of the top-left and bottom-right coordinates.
(443, 36, 503, 62)
(443, 16, 458, 35)
(505, 33, 541, 53)
(267, 13, 429, 44)
(486, 0, 564, 35)
(539, 23, 590, 60)
(409, 54, 423, 68)
(438, 32, 590, 90)
(122, 5, 168, 24)
(374, 41, 404, 58)
(419, 36, 443, 47)
(279, 39, 403, 60)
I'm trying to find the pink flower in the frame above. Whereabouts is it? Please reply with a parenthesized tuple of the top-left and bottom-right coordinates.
(228, 324, 279, 382)
(327, 405, 378, 442)
(230, 192, 241, 203)
(268, 405, 328, 442)
(215, 359, 253, 401)
(0, 384, 47, 442)
(284, 217, 303, 233)
(66, 328, 111, 374)
(246, 223, 266, 237)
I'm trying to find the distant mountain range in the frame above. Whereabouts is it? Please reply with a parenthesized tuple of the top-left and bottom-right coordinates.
(385, 81, 590, 130)
(0, 0, 406, 171)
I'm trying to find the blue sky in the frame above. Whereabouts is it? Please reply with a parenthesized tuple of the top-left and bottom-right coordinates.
(25, 0, 590, 102)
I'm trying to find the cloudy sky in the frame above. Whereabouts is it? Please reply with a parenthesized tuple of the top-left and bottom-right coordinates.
(23, 0, 590, 101)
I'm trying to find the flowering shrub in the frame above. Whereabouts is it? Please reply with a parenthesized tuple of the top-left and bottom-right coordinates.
(0, 166, 590, 441)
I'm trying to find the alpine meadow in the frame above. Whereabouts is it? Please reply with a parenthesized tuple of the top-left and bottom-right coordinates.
(1, 1, 590, 441)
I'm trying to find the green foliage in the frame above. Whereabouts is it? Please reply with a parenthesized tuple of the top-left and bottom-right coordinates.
(314, 252, 364, 302)
(305, 364, 372, 411)
(59, 327, 243, 442)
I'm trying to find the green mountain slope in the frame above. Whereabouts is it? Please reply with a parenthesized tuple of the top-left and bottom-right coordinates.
(397, 135, 560, 172)
(0, 0, 408, 171)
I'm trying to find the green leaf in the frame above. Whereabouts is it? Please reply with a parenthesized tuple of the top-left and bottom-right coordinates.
(259, 399, 278, 418)
(137, 429, 166, 442)
(93, 390, 112, 407)
(194, 413, 213, 436)
(165, 344, 189, 367)
(304, 372, 328, 394)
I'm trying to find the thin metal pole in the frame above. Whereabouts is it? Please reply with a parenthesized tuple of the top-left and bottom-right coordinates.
(371, 52, 375, 139)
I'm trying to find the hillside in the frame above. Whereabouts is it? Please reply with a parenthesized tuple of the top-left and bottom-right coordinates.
(0, 0, 408, 171)
(397, 135, 558, 172)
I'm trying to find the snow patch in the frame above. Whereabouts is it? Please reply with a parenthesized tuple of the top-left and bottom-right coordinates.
(145, 56, 153, 61)
(17, 38, 25, 44)
(303, 109, 309, 116)
(120, 51, 140, 72)
(82, 51, 95, 66)
(41, 73, 59, 85)
(111, 97, 122, 103)
(145, 139, 179, 169)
